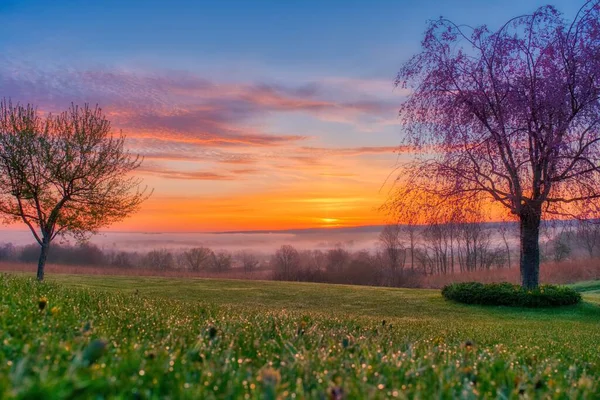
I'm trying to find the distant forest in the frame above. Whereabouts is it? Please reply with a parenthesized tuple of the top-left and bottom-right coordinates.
(1, 220, 599, 288)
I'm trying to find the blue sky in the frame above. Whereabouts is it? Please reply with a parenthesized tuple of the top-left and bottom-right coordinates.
(0, 0, 581, 76)
(0, 0, 584, 231)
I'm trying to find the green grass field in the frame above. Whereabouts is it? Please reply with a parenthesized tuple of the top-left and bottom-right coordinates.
(1, 273, 599, 399)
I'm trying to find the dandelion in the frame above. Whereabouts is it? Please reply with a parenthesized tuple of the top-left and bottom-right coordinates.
(297, 320, 307, 336)
(259, 367, 281, 387)
(38, 297, 47, 311)
(50, 306, 60, 316)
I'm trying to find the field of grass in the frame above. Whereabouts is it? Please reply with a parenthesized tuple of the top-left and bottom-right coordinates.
(1, 273, 599, 398)
(571, 281, 600, 303)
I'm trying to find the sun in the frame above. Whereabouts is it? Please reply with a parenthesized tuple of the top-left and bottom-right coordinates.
(320, 218, 341, 227)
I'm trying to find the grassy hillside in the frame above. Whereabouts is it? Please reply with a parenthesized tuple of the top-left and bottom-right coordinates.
(571, 281, 600, 302)
(39, 273, 600, 318)
(1, 273, 599, 398)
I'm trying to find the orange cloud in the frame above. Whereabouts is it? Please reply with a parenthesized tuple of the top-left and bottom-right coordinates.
(0, 62, 407, 232)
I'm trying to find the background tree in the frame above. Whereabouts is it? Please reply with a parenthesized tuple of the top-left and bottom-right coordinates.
(209, 251, 233, 272)
(392, 2, 600, 288)
(325, 246, 351, 274)
(0, 101, 148, 280)
(181, 247, 212, 272)
(271, 245, 300, 280)
(143, 249, 174, 271)
(237, 250, 260, 273)
(498, 224, 515, 269)
(378, 224, 406, 279)
(576, 220, 600, 258)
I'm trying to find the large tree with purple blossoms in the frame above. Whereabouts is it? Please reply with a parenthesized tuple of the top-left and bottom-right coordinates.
(393, 1, 600, 289)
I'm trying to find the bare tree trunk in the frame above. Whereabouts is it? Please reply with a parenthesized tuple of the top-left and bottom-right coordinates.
(501, 227, 511, 269)
(37, 239, 50, 281)
(409, 229, 415, 272)
(519, 206, 541, 289)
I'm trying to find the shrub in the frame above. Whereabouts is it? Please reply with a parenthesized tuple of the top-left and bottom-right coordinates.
(441, 282, 581, 308)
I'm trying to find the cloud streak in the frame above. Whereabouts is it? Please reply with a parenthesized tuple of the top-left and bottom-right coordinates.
(0, 59, 406, 231)
(0, 61, 397, 149)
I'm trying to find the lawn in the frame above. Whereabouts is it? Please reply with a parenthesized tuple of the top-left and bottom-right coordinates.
(1, 272, 599, 399)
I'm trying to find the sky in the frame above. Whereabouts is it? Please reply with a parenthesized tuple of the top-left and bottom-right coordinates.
(0, 0, 582, 232)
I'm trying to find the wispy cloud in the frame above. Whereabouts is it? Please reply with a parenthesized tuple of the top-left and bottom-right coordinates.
(138, 167, 237, 181)
(0, 61, 397, 149)
(298, 145, 412, 156)
(0, 59, 406, 231)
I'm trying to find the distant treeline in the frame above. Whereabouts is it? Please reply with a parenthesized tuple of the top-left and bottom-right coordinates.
(0, 219, 597, 287)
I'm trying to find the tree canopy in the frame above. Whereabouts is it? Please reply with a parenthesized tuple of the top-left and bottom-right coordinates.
(390, 1, 600, 288)
(0, 100, 149, 280)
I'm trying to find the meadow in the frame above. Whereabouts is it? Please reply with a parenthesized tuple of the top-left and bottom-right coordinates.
(0, 273, 599, 399)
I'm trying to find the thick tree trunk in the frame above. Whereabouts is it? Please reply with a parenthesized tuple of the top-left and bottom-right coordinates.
(519, 206, 541, 289)
(37, 239, 50, 281)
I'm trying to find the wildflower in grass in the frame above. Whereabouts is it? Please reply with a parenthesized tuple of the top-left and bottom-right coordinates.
(259, 367, 281, 387)
(577, 376, 593, 390)
(38, 296, 47, 311)
(259, 367, 280, 400)
(297, 321, 307, 336)
(50, 306, 60, 316)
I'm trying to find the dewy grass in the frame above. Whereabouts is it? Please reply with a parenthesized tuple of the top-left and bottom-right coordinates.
(0, 273, 599, 399)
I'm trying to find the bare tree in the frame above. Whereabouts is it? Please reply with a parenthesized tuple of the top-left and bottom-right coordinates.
(403, 220, 419, 271)
(210, 251, 232, 272)
(413, 247, 434, 275)
(325, 246, 351, 274)
(237, 250, 260, 273)
(143, 249, 174, 271)
(456, 221, 489, 272)
(110, 251, 133, 269)
(575, 220, 600, 258)
(0, 101, 148, 280)
(181, 247, 212, 272)
(378, 224, 406, 273)
(392, 2, 600, 288)
(498, 224, 515, 269)
(299, 249, 327, 272)
(346, 250, 382, 286)
(272, 245, 300, 280)
(454, 201, 494, 272)
(422, 221, 454, 275)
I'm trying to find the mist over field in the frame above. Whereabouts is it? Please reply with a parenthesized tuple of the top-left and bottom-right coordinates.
(0, 223, 524, 254)
(0, 227, 386, 254)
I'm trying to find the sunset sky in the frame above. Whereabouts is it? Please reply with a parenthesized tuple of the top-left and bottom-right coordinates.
(0, 0, 580, 232)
